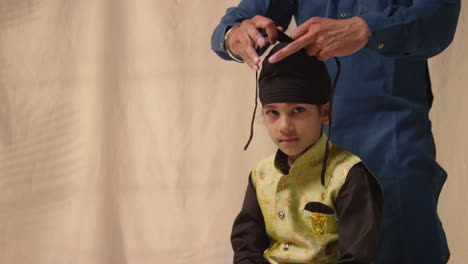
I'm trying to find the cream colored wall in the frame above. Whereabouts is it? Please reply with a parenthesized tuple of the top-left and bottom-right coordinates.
(0, 0, 466, 263)
(430, 3, 468, 263)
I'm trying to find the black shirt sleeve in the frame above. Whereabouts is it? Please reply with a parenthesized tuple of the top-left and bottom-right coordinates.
(231, 173, 271, 264)
(335, 163, 384, 264)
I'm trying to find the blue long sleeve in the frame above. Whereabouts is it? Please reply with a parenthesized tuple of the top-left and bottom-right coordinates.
(212, 1, 460, 60)
(360, 0, 460, 59)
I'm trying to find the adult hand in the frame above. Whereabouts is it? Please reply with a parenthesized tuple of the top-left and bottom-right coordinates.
(268, 16, 370, 63)
(226, 15, 283, 71)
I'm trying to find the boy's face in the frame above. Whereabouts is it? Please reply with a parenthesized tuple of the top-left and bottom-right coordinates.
(263, 102, 329, 162)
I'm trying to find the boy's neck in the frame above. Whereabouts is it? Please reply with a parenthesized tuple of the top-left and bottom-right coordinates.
(287, 155, 298, 167)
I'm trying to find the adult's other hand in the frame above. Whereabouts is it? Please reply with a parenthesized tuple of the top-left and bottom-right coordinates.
(227, 15, 283, 71)
(268, 17, 370, 63)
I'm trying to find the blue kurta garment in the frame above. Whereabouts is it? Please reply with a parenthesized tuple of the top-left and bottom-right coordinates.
(211, 1, 460, 263)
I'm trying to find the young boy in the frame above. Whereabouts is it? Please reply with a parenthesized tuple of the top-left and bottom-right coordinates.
(231, 42, 383, 264)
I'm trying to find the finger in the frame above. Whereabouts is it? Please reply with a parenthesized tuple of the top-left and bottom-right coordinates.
(277, 26, 284, 32)
(244, 44, 261, 70)
(291, 17, 321, 40)
(253, 16, 278, 45)
(242, 21, 267, 48)
(268, 34, 313, 63)
(239, 30, 261, 67)
(263, 24, 278, 44)
(306, 35, 328, 56)
(306, 43, 321, 56)
(317, 48, 332, 61)
(317, 39, 339, 61)
(232, 30, 260, 68)
(240, 51, 258, 71)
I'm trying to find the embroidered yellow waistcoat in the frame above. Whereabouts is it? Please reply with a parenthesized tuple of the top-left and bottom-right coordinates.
(251, 134, 361, 264)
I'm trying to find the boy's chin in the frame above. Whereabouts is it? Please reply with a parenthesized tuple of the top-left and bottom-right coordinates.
(278, 146, 308, 158)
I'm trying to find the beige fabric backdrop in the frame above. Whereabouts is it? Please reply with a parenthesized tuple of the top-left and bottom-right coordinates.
(0, 0, 466, 263)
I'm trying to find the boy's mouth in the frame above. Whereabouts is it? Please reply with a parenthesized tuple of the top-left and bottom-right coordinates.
(280, 138, 299, 143)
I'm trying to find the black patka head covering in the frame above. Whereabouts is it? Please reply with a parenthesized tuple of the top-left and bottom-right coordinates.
(258, 42, 331, 106)
(243, 30, 342, 186)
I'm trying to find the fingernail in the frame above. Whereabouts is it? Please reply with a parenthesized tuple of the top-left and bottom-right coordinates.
(253, 56, 259, 63)
(257, 37, 265, 46)
(268, 55, 277, 63)
(253, 65, 259, 71)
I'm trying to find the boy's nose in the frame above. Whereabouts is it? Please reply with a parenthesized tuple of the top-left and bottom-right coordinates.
(279, 117, 294, 134)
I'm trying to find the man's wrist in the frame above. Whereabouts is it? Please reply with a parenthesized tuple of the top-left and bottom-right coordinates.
(224, 24, 244, 63)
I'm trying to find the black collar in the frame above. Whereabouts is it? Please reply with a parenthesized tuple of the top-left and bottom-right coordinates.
(274, 149, 290, 175)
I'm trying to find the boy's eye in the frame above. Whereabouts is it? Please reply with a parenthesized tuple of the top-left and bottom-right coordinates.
(265, 110, 279, 116)
(293, 107, 305, 113)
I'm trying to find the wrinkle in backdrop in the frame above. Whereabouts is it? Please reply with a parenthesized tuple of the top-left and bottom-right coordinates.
(0, 0, 466, 263)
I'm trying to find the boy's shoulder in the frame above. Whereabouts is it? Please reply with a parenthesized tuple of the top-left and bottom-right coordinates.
(251, 153, 277, 176)
(327, 143, 373, 181)
(330, 143, 379, 186)
(250, 153, 281, 187)
(329, 143, 362, 166)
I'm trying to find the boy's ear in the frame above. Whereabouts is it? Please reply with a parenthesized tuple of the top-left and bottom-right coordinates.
(320, 103, 330, 124)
